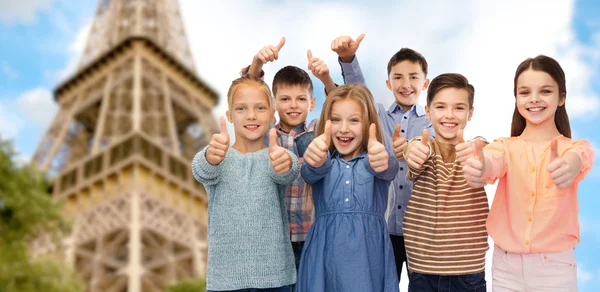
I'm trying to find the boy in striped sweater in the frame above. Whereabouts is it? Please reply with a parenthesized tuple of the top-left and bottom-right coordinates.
(401, 73, 488, 292)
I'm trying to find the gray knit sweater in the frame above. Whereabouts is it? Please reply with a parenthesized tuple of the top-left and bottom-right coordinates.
(192, 146, 299, 291)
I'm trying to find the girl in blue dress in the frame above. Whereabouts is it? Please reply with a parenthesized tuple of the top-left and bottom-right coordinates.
(297, 84, 399, 292)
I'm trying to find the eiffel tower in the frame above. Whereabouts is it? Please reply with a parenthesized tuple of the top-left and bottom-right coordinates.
(31, 0, 218, 291)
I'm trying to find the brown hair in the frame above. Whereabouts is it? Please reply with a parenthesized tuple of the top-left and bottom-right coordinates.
(272, 65, 314, 97)
(387, 48, 428, 76)
(426, 73, 475, 109)
(511, 55, 571, 138)
(227, 76, 274, 110)
(316, 84, 383, 153)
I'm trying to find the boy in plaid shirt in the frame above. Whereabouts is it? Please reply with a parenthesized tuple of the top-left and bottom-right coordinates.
(241, 37, 336, 269)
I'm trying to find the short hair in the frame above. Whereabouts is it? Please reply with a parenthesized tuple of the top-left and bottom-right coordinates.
(426, 73, 474, 109)
(387, 48, 428, 76)
(272, 66, 314, 96)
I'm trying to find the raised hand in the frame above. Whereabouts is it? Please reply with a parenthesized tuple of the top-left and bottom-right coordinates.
(206, 116, 230, 165)
(392, 124, 407, 160)
(462, 138, 487, 188)
(307, 50, 330, 80)
(254, 37, 286, 64)
(405, 128, 431, 170)
(546, 137, 577, 189)
(269, 129, 292, 175)
(368, 123, 389, 172)
(331, 34, 366, 63)
(304, 120, 331, 168)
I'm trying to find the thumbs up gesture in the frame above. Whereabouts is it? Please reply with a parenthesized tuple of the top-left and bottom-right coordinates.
(462, 137, 487, 188)
(455, 129, 473, 164)
(405, 128, 431, 170)
(254, 37, 286, 64)
(307, 50, 330, 80)
(392, 124, 407, 160)
(331, 34, 366, 63)
(304, 120, 332, 168)
(368, 123, 389, 172)
(268, 129, 292, 174)
(546, 137, 577, 189)
(206, 116, 230, 165)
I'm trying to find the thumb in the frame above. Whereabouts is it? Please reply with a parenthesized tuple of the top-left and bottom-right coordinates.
(355, 33, 366, 47)
(369, 123, 378, 143)
(421, 128, 429, 146)
(220, 116, 228, 136)
(457, 129, 465, 143)
(276, 37, 286, 50)
(307, 49, 313, 61)
(392, 124, 401, 141)
(269, 128, 278, 152)
(474, 139, 486, 162)
(550, 137, 559, 161)
(322, 120, 332, 146)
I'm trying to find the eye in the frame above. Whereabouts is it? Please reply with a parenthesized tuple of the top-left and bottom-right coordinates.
(541, 89, 552, 94)
(257, 105, 268, 111)
(280, 97, 289, 101)
(518, 90, 529, 95)
(456, 106, 465, 110)
(410, 76, 418, 80)
(436, 106, 445, 109)
(235, 106, 246, 111)
(394, 76, 402, 80)
(350, 118, 360, 123)
(298, 97, 307, 101)
(331, 117, 341, 123)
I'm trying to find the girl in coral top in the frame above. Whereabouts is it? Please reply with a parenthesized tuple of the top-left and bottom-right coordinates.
(460, 55, 594, 292)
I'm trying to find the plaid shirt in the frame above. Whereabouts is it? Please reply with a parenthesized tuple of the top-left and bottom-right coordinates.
(273, 120, 317, 242)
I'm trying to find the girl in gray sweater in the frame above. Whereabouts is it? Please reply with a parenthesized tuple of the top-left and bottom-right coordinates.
(193, 77, 299, 292)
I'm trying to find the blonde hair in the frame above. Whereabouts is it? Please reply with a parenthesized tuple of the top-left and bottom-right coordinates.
(316, 84, 384, 153)
(226, 76, 274, 110)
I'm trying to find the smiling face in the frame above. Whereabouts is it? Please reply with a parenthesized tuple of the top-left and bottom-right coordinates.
(515, 69, 565, 129)
(330, 98, 365, 160)
(227, 85, 274, 144)
(426, 87, 473, 144)
(274, 84, 315, 132)
(386, 60, 430, 111)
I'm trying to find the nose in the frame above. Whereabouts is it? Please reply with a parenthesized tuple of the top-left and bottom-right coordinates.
(529, 93, 540, 103)
(339, 120, 350, 133)
(290, 98, 298, 109)
(402, 79, 411, 89)
(246, 108, 257, 120)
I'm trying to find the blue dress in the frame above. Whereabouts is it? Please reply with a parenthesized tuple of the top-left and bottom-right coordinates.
(296, 150, 400, 292)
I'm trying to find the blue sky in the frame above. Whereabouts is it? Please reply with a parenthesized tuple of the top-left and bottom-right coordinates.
(0, 0, 599, 290)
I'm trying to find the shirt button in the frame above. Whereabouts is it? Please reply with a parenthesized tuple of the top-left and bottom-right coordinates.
(525, 240, 530, 246)
(403, 116, 407, 119)
(346, 165, 350, 169)
(345, 180, 350, 184)
(400, 167, 404, 171)
(398, 205, 402, 209)
(528, 217, 533, 222)
(399, 185, 403, 190)
(531, 191, 535, 197)
(345, 198, 349, 202)
(531, 167, 536, 172)
(401, 129, 405, 133)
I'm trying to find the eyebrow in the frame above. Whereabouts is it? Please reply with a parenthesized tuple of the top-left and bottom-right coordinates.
(517, 85, 556, 90)
(393, 73, 420, 76)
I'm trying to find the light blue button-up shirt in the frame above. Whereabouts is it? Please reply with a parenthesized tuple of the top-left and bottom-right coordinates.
(339, 57, 435, 236)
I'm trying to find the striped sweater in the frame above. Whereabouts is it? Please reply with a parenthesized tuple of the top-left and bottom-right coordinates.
(403, 139, 489, 275)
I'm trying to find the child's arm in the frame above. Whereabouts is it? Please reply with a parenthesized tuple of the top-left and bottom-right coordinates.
(331, 34, 367, 85)
(301, 153, 333, 185)
(404, 129, 433, 181)
(243, 37, 286, 78)
(307, 50, 337, 94)
(191, 117, 230, 185)
(463, 139, 507, 188)
(547, 138, 595, 189)
(365, 124, 399, 181)
(268, 129, 300, 185)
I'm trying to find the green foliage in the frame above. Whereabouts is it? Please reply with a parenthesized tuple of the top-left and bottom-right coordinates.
(165, 278, 207, 292)
(0, 138, 84, 292)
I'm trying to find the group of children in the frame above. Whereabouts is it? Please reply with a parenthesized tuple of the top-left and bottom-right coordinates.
(192, 34, 595, 292)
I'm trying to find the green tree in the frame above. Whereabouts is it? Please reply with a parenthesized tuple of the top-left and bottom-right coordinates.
(0, 138, 85, 292)
(165, 278, 207, 292)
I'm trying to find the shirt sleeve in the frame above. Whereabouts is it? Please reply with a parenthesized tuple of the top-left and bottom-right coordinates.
(483, 139, 508, 184)
(338, 56, 366, 85)
(191, 146, 223, 186)
(564, 139, 595, 183)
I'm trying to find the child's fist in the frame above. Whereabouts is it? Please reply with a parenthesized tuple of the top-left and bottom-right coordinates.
(269, 129, 292, 175)
(304, 120, 332, 168)
(547, 137, 577, 189)
(206, 116, 230, 165)
(405, 128, 431, 170)
(307, 50, 330, 81)
(392, 124, 407, 160)
(462, 139, 487, 188)
(331, 34, 365, 62)
(368, 123, 388, 172)
(254, 37, 286, 64)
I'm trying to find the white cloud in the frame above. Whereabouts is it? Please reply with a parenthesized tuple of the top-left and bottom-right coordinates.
(47, 20, 90, 82)
(0, 0, 52, 24)
(16, 88, 57, 129)
(0, 102, 24, 138)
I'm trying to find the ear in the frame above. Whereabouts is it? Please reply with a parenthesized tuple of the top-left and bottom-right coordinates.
(226, 110, 232, 123)
(468, 107, 474, 121)
(386, 79, 392, 91)
(425, 105, 431, 120)
(423, 78, 430, 90)
(558, 93, 566, 107)
(309, 96, 316, 112)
